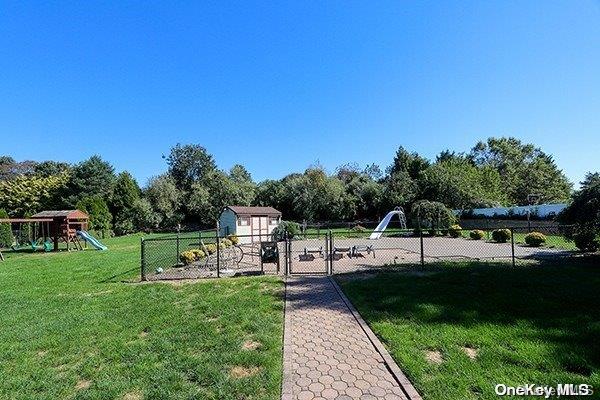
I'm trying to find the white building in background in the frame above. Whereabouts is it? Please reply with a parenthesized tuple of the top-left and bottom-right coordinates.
(218, 206, 282, 244)
(457, 203, 567, 219)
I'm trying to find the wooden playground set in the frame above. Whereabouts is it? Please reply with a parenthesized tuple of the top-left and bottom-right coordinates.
(0, 210, 106, 261)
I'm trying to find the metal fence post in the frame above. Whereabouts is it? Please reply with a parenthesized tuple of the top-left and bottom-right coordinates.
(176, 231, 180, 265)
(328, 230, 333, 275)
(216, 228, 220, 278)
(140, 237, 146, 281)
(511, 227, 516, 268)
(420, 230, 425, 267)
(284, 230, 289, 276)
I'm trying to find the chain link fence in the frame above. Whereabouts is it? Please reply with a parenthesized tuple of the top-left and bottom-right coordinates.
(141, 232, 284, 280)
(141, 225, 586, 280)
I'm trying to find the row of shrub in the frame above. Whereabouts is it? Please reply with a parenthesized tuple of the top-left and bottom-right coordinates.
(286, 220, 596, 251)
(179, 235, 239, 265)
(427, 225, 549, 247)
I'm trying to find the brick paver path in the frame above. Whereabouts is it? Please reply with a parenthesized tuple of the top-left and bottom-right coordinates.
(282, 276, 419, 400)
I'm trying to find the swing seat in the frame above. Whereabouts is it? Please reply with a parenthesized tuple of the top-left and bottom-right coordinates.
(43, 240, 53, 252)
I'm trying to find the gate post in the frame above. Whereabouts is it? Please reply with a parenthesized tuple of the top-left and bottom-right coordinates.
(216, 228, 220, 278)
(283, 229, 289, 275)
(176, 231, 180, 265)
(328, 230, 333, 275)
(286, 232, 292, 275)
(140, 237, 146, 281)
(419, 230, 425, 267)
(511, 227, 516, 268)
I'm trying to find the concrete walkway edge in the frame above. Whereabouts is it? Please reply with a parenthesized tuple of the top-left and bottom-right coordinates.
(282, 276, 294, 400)
(329, 277, 422, 400)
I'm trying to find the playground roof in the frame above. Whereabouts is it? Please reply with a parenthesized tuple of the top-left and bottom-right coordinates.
(31, 210, 89, 219)
(224, 206, 282, 216)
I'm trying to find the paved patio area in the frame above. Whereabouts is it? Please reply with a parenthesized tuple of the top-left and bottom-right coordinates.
(282, 276, 421, 400)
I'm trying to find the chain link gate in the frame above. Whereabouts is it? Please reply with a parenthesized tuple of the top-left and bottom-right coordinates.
(286, 232, 330, 275)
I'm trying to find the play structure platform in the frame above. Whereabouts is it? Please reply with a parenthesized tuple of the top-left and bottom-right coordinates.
(0, 209, 107, 254)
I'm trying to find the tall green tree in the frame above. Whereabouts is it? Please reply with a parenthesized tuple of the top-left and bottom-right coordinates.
(166, 144, 216, 191)
(418, 158, 506, 209)
(64, 155, 116, 206)
(145, 174, 183, 229)
(0, 158, 37, 180)
(110, 172, 142, 235)
(130, 198, 161, 231)
(0, 173, 69, 216)
(253, 179, 286, 211)
(381, 171, 418, 211)
(33, 161, 71, 178)
(76, 196, 112, 235)
(469, 137, 572, 204)
(580, 172, 600, 190)
(228, 164, 256, 206)
(387, 146, 430, 180)
(558, 171, 600, 251)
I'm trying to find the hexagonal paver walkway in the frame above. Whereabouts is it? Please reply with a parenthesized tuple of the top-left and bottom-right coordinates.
(282, 276, 421, 400)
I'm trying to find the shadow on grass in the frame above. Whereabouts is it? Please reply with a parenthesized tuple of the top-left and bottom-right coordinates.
(99, 267, 141, 283)
(336, 256, 600, 378)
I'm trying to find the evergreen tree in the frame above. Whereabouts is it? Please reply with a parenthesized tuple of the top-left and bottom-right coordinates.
(110, 172, 141, 235)
(64, 155, 116, 206)
(76, 196, 113, 236)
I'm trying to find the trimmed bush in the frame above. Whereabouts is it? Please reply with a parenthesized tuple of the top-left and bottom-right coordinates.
(525, 232, 546, 247)
(221, 238, 232, 248)
(227, 234, 239, 245)
(410, 200, 456, 231)
(448, 224, 462, 238)
(573, 229, 600, 252)
(351, 225, 367, 233)
(272, 221, 301, 241)
(179, 250, 196, 265)
(191, 249, 205, 260)
(204, 243, 217, 255)
(492, 229, 511, 243)
(350, 225, 367, 233)
(470, 230, 485, 240)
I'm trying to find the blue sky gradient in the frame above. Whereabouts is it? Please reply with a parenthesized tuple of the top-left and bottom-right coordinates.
(2, 1, 599, 186)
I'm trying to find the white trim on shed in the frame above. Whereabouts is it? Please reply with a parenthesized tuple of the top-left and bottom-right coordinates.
(218, 206, 282, 244)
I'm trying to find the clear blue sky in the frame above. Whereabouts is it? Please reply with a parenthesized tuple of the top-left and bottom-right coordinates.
(2, 1, 599, 187)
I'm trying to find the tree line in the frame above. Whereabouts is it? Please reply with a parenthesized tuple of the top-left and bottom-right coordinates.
(0, 137, 576, 235)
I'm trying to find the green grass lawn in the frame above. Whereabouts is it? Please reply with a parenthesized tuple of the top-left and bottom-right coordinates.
(512, 232, 578, 251)
(337, 261, 600, 400)
(0, 234, 283, 400)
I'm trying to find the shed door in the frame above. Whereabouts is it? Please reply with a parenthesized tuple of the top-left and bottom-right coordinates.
(251, 216, 269, 242)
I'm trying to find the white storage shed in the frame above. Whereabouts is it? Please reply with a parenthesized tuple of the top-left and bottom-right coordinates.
(218, 206, 282, 244)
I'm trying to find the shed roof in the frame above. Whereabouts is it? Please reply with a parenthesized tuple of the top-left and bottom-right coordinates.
(0, 218, 54, 223)
(224, 206, 281, 216)
(31, 210, 89, 219)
